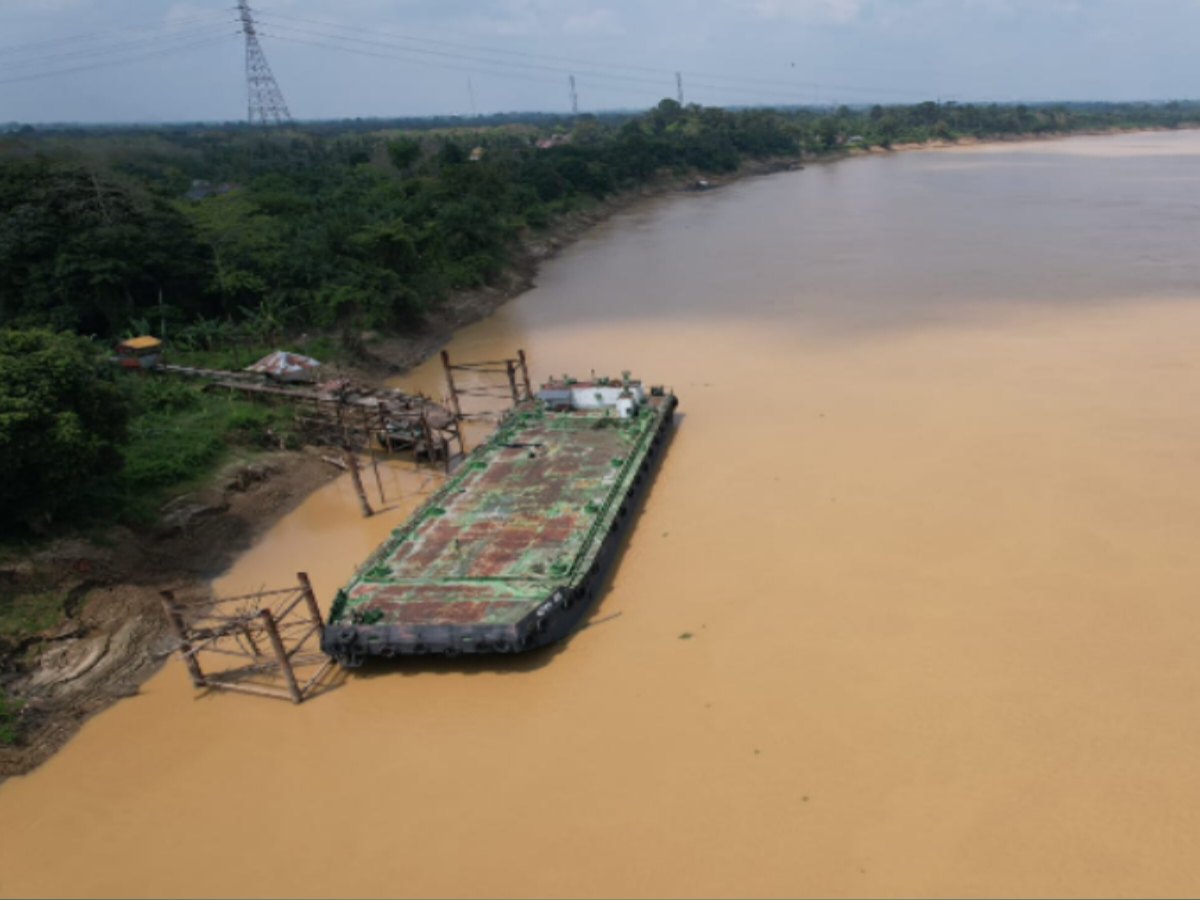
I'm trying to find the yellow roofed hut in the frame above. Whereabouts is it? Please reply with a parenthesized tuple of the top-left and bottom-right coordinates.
(115, 336, 163, 370)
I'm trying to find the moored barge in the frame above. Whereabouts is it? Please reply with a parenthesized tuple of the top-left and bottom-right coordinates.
(321, 374, 677, 666)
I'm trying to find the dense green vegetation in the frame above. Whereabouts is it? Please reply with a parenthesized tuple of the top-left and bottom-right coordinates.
(1, 98, 1198, 538)
(0, 328, 298, 538)
(0, 329, 129, 533)
(105, 376, 299, 524)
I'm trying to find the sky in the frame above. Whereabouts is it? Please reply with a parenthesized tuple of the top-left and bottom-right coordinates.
(0, 0, 1197, 123)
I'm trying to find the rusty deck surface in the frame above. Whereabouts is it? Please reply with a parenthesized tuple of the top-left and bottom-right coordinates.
(328, 396, 673, 635)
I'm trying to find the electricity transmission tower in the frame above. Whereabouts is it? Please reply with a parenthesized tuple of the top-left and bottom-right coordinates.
(238, 0, 292, 126)
(676, 71, 684, 105)
(569, 75, 579, 114)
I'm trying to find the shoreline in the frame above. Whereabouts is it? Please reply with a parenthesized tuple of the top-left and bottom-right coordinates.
(357, 123, 1197, 379)
(355, 153, 802, 379)
(0, 121, 1192, 780)
(0, 450, 343, 779)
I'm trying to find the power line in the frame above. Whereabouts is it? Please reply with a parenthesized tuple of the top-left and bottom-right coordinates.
(0, 21, 236, 73)
(0, 12, 235, 59)
(261, 31, 620, 93)
(253, 7, 943, 101)
(0, 34, 235, 87)
(256, 7, 678, 78)
(258, 20, 677, 91)
(260, 31, 666, 108)
(259, 23, 915, 107)
(261, 29, 761, 107)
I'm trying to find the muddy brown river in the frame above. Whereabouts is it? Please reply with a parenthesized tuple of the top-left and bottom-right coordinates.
(4, 131, 1200, 897)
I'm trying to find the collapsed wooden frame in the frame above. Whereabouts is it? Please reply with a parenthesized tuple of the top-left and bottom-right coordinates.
(160, 572, 334, 704)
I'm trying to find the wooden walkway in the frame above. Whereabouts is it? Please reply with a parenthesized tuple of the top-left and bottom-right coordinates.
(158, 363, 464, 466)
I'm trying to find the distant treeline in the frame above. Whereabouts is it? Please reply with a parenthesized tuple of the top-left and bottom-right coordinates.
(2, 99, 1198, 343)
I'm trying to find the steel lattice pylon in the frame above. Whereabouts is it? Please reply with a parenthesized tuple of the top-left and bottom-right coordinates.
(238, 0, 292, 126)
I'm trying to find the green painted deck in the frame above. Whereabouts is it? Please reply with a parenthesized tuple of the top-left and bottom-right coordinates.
(329, 397, 672, 630)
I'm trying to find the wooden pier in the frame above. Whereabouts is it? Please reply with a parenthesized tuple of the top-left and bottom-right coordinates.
(158, 362, 466, 471)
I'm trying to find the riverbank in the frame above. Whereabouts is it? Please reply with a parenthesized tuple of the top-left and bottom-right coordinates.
(356, 154, 801, 379)
(0, 451, 341, 777)
(357, 123, 1196, 379)
(0, 154, 800, 776)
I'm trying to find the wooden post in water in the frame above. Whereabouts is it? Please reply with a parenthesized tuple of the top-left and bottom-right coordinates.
(258, 609, 303, 704)
(441, 350, 469, 454)
(361, 407, 386, 504)
(160, 591, 205, 688)
(344, 443, 374, 518)
(337, 396, 373, 517)
(297, 572, 323, 626)
(505, 359, 520, 407)
(517, 349, 533, 400)
(441, 350, 465, 422)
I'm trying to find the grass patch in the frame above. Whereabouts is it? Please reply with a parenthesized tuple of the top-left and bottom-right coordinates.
(0, 688, 21, 745)
(166, 336, 350, 373)
(0, 590, 67, 642)
(0, 373, 306, 546)
(84, 377, 301, 526)
(166, 344, 273, 372)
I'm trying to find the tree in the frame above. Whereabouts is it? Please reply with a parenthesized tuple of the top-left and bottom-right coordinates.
(0, 329, 130, 534)
(0, 160, 211, 335)
(387, 137, 422, 171)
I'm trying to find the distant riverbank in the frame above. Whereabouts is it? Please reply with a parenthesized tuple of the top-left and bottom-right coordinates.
(362, 122, 1199, 378)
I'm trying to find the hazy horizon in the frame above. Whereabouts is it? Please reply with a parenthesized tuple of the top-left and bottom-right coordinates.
(1, 0, 1198, 125)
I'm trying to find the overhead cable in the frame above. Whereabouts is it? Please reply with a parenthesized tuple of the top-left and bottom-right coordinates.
(0, 34, 236, 86)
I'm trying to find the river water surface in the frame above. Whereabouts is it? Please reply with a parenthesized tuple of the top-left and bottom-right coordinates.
(4, 131, 1200, 897)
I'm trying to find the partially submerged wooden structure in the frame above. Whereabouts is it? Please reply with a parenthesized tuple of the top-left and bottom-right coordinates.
(160, 573, 334, 703)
